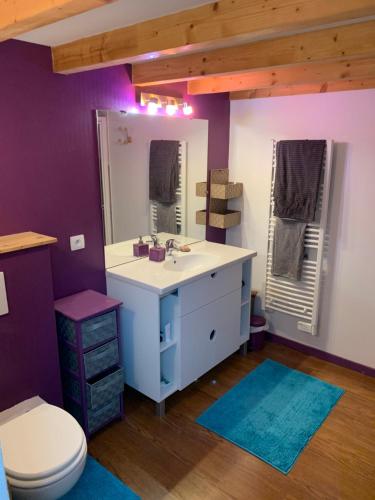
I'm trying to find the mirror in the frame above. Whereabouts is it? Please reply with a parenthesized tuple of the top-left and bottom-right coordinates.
(96, 110, 208, 268)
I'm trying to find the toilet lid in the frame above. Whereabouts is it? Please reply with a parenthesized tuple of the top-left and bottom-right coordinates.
(0, 404, 85, 481)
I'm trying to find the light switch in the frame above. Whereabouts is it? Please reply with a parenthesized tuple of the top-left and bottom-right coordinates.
(70, 234, 85, 251)
(0, 272, 9, 316)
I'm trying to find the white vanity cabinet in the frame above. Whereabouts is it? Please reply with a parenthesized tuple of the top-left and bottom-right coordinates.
(180, 288, 241, 389)
(106, 241, 256, 414)
(179, 263, 242, 315)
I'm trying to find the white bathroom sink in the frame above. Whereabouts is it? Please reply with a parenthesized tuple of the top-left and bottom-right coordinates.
(106, 240, 257, 295)
(163, 253, 219, 272)
(104, 233, 203, 269)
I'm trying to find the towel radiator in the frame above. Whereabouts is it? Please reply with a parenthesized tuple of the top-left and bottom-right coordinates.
(264, 139, 333, 335)
(150, 141, 187, 236)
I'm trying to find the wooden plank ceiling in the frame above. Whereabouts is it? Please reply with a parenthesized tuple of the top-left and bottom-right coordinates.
(9, 0, 375, 99)
(132, 21, 375, 84)
(0, 0, 113, 42)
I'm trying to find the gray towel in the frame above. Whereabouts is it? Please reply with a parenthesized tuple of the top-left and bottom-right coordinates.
(156, 203, 177, 234)
(274, 140, 326, 222)
(149, 140, 179, 203)
(272, 218, 307, 281)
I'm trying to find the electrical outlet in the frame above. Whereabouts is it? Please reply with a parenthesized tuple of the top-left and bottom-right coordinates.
(70, 234, 85, 251)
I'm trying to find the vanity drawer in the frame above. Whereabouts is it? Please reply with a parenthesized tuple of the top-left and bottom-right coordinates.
(179, 262, 242, 316)
(84, 340, 119, 379)
(86, 367, 124, 410)
(56, 310, 117, 349)
(180, 289, 241, 389)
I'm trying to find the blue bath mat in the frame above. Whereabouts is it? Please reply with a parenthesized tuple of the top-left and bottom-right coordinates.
(197, 359, 344, 474)
(62, 455, 139, 499)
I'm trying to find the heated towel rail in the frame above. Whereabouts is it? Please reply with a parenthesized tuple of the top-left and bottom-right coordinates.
(264, 139, 333, 335)
(150, 141, 187, 236)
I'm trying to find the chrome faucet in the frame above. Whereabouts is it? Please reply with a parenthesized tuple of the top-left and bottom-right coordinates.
(150, 234, 158, 246)
(165, 238, 179, 256)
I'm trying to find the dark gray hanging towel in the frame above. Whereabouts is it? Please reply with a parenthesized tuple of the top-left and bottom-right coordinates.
(149, 140, 179, 203)
(272, 218, 307, 281)
(274, 140, 326, 222)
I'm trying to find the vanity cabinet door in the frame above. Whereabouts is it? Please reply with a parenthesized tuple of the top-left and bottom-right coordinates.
(179, 263, 242, 316)
(180, 289, 241, 390)
(214, 289, 241, 367)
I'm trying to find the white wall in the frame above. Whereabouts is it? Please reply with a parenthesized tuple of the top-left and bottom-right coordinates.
(227, 89, 375, 368)
(106, 112, 208, 242)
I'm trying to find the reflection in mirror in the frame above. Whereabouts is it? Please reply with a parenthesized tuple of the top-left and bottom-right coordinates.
(96, 111, 208, 268)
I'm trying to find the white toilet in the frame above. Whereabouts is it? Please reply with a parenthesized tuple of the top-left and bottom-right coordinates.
(0, 403, 87, 500)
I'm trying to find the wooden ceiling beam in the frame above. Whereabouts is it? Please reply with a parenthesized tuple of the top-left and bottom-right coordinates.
(230, 79, 375, 99)
(132, 20, 375, 86)
(52, 0, 375, 74)
(188, 58, 375, 94)
(0, 0, 113, 42)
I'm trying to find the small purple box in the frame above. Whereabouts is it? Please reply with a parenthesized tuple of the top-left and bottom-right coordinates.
(149, 246, 166, 262)
(133, 242, 149, 257)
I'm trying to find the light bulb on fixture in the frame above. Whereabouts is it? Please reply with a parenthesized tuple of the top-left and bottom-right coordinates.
(183, 103, 193, 116)
(147, 100, 158, 115)
(129, 107, 139, 114)
(166, 104, 177, 116)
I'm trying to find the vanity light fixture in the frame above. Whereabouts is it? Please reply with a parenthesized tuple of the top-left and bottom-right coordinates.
(147, 99, 159, 115)
(183, 103, 193, 116)
(166, 103, 178, 116)
(139, 91, 193, 116)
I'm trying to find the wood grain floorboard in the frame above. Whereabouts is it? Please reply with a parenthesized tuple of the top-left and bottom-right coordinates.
(89, 343, 375, 500)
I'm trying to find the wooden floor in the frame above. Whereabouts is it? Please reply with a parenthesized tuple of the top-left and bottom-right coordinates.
(89, 343, 375, 500)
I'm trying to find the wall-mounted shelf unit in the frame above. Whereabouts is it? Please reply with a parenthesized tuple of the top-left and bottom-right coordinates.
(196, 169, 242, 229)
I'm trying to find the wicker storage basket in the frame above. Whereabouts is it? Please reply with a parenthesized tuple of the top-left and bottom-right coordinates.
(196, 210, 207, 225)
(196, 182, 208, 197)
(211, 182, 243, 199)
(210, 169, 229, 184)
(209, 210, 241, 229)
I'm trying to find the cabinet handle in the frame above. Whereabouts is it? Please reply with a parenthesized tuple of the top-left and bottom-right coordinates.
(209, 329, 216, 341)
(210, 272, 217, 279)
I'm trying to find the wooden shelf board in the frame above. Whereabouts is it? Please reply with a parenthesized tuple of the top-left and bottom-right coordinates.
(0, 232, 57, 255)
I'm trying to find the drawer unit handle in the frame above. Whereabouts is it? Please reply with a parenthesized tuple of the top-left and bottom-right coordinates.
(210, 272, 217, 279)
(209, 329, 216, 341)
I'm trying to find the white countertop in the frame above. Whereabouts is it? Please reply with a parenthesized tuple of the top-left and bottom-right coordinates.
(106, 240, 257, 295)
(105, 233, 202, 269)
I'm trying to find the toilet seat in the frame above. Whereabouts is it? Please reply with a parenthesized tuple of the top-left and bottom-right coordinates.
(7, 439, 87, 490)
(0, 403, 86, 484)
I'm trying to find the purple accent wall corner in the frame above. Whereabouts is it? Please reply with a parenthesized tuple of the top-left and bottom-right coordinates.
(0, 40, 230, 299)
(0, 40, 230, 410)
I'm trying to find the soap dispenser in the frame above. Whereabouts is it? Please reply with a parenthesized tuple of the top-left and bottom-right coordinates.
(133, 236, 149, 257)
(149, 235, 166, 262)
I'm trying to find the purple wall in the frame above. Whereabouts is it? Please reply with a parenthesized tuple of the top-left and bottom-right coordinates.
(0, 40, 230, 300)
(0, 247, 62, 411)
